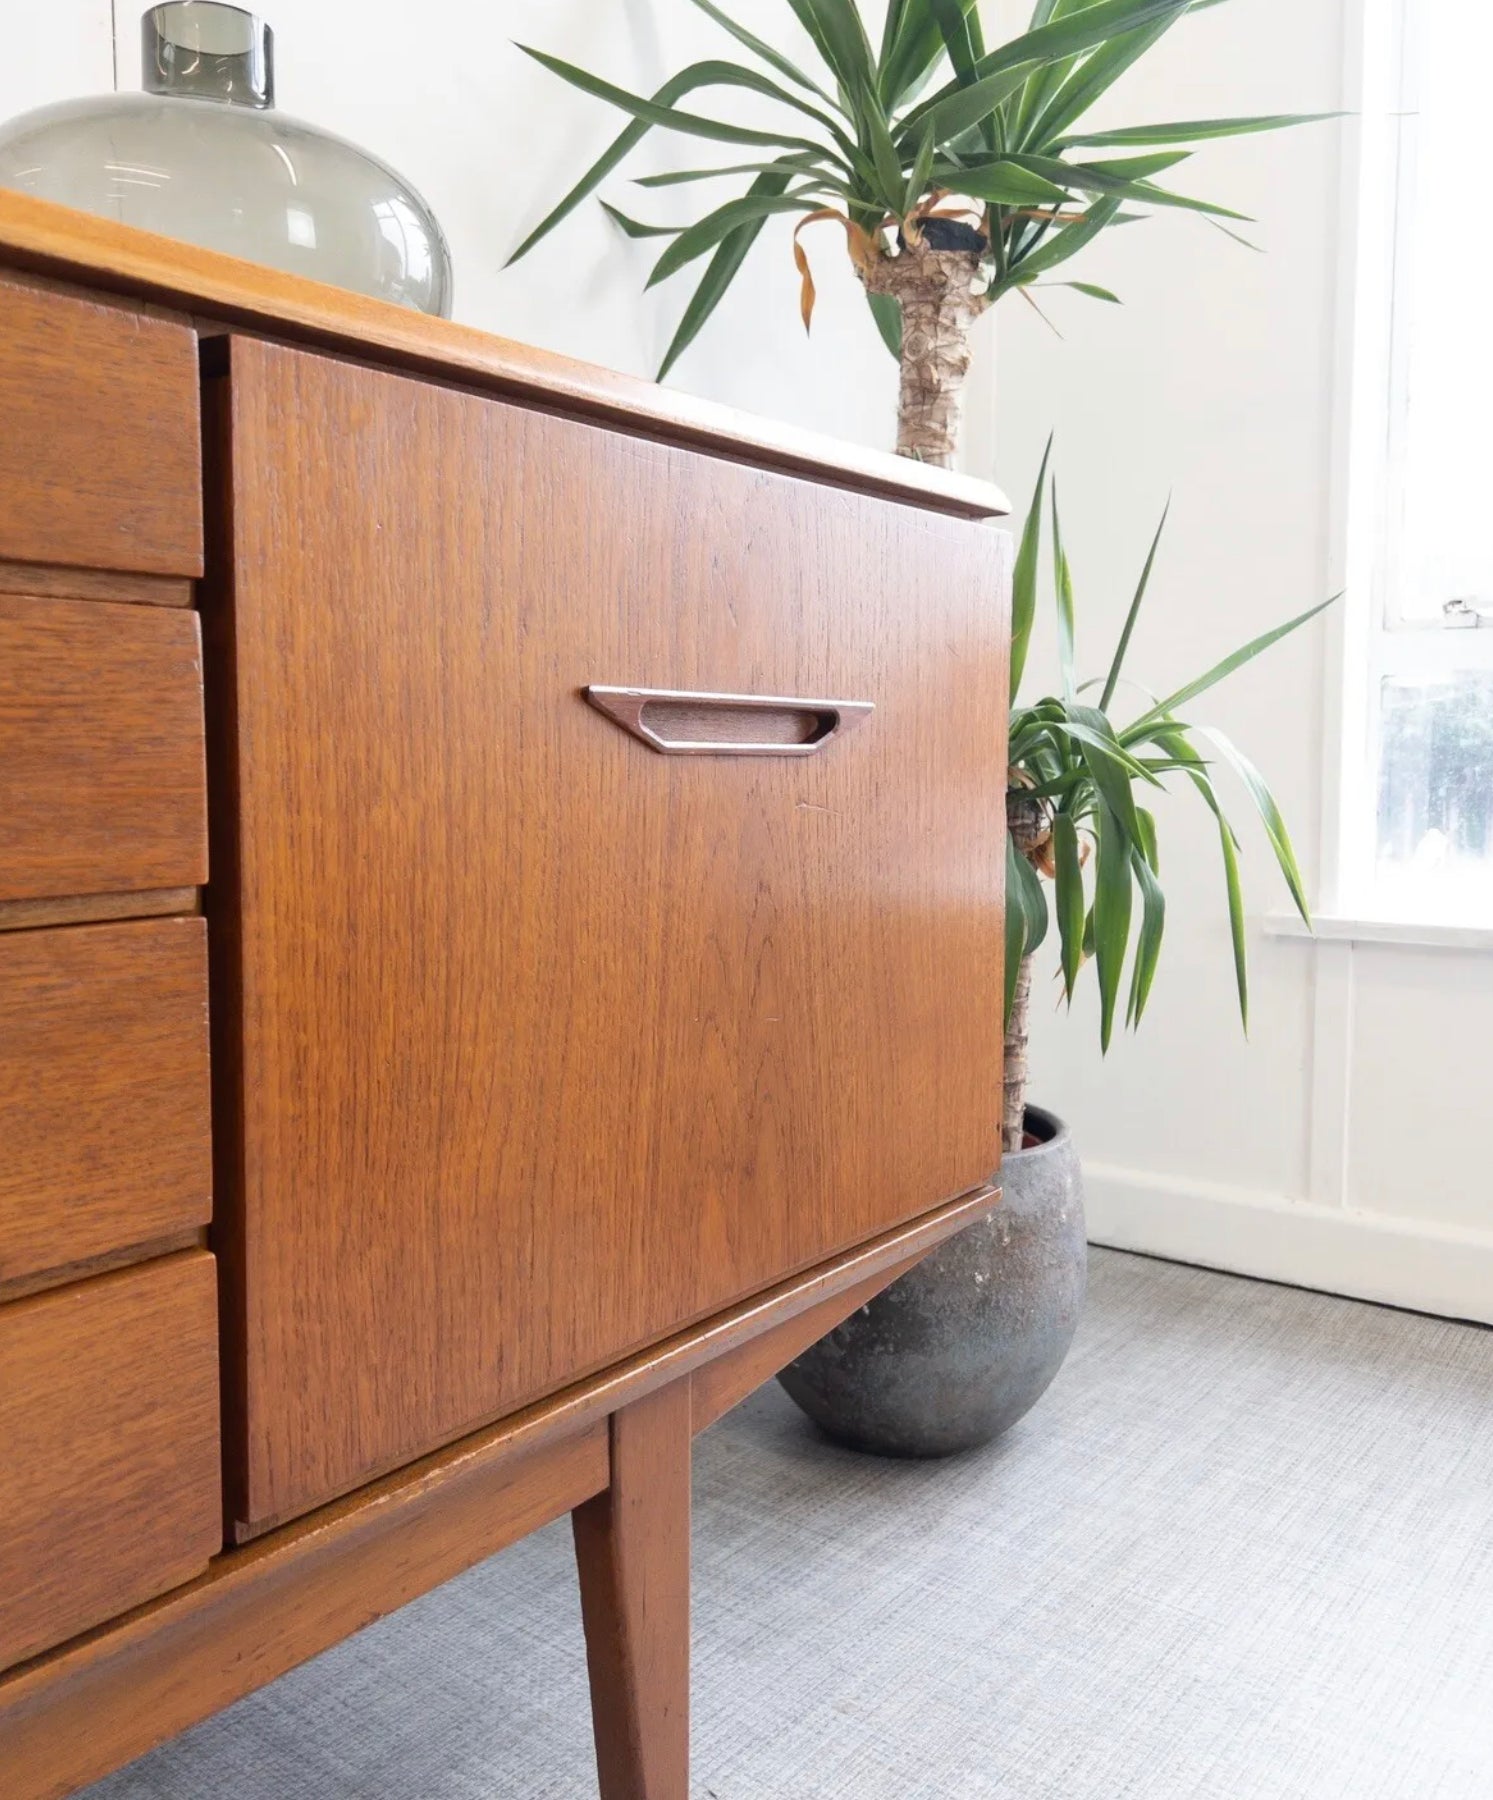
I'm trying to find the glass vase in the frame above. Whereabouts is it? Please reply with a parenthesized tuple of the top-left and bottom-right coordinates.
(0, 3, 452, 317)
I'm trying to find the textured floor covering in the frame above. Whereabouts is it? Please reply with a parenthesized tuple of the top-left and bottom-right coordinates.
(88, 1248, 1493, 1799)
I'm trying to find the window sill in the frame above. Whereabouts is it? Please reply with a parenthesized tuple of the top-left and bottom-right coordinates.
(1265, 911, 1493, 953)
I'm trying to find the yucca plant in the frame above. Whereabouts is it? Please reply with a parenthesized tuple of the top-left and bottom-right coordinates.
(1002, 444, 1331, 1149)
(509, 0, 1327, 466)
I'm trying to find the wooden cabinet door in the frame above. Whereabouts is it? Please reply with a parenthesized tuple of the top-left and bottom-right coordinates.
(214, 338, 1008, 1529)
(0, 1252, 221, 1671)
(0, 275, 201, 579)
(0, 595, 207, 904)
(0, 918, 211, 1285)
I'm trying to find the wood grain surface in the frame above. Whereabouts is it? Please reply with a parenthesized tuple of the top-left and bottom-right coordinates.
(0, 594, 208, 903)
(0, 213, 1016, 1800)
(0, 272, 201, 576)
(0, 190, 1005, 522)
(0, 888, 199, 935)
(0, 1252, 221, 1674)
(225, 1184, 999, 1546)
(0, 560, 194, 609)
(689, 1249, 926, 1435)
(0, 1426, 606, 1800)
(574, 1382, 694, 1800)
(0, 918, 211, 1282)
(0, 1229, 207, 1307)
(210, 336, 1010, 1528)
(0, 1185, 996, 1797)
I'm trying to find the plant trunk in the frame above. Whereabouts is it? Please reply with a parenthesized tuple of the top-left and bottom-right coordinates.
(863, 244, 986, 470)
(867, 246, 1018, 1140)
(1003, 788, 1050, 1155)
(1003, 953, 1034, 1154)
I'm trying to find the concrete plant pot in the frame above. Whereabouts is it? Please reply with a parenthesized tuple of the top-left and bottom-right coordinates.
(778, 1106, 1086, 1456)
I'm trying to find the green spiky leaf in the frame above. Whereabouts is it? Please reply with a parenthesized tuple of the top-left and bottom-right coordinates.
(867, 288, 903, 358)
(1052, 809, 1087, 1001)
(1010, 437, 1053, 702)
(658, 169, 796, 377)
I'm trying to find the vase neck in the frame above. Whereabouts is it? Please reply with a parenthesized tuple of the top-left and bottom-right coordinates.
(142, 3, 273, 109)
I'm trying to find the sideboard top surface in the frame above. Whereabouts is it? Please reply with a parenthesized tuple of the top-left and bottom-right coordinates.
(0, 190, 1009, 522)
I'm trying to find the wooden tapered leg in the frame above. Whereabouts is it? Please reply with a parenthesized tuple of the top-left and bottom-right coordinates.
(572, 1378, 693, 1800)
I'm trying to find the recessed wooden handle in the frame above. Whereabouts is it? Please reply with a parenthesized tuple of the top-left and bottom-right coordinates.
(585, 686, 873, 757)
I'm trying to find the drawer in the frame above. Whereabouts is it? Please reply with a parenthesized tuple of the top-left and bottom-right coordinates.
(0, 275, 201, 578)
(217, 338, 1008, 1527)
(0, 1252, 221, 1672)
(0, 594, 207, 904)
(0, 918, 211, 1285)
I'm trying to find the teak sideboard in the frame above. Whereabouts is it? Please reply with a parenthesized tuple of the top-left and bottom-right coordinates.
(0, 190, 1010, 1800)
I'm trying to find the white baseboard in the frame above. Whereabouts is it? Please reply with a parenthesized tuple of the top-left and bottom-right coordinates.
(1083, 1162, 1493, 1327)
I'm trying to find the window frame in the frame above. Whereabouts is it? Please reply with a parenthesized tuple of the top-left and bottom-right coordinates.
(1328, 0, 1493, 931)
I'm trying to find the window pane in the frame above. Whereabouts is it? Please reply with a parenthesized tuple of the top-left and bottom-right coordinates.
(1391, 4, 1493, 624)
(1375, 671, 1493, 917)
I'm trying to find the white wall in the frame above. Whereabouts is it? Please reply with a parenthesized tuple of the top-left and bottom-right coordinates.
(0, 4, 115, 119)
(7, 3, 1486, 1321)
(2, 1, 900, 444)
(246, 1, 908, 445)
(974, 0, 1493, 1324)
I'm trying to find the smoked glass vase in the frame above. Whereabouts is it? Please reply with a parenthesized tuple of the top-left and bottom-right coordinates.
(0, 3, 452, 316)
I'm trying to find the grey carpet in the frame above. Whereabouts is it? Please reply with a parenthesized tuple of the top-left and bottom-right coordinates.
(87, 1248, 1493, 1799)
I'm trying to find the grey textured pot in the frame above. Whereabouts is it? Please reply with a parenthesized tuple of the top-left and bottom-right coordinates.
(778, 1107, 1086, 1456)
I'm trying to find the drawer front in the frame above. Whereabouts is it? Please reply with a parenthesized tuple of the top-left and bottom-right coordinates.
(0, 1252, 221, 1672)
(0, 594, 207, 903)
(0, 274, 201, 577)
(0, 918, 211, 1285)
(220, 339, 1008, 1526)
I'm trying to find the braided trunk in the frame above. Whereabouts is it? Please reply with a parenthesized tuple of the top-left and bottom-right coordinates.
(1003, 788, 1051, 1154)
(1002, 953, 1035, 1153)
(865, 244, 1028, 1147)
(863, 242, 987, 469)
